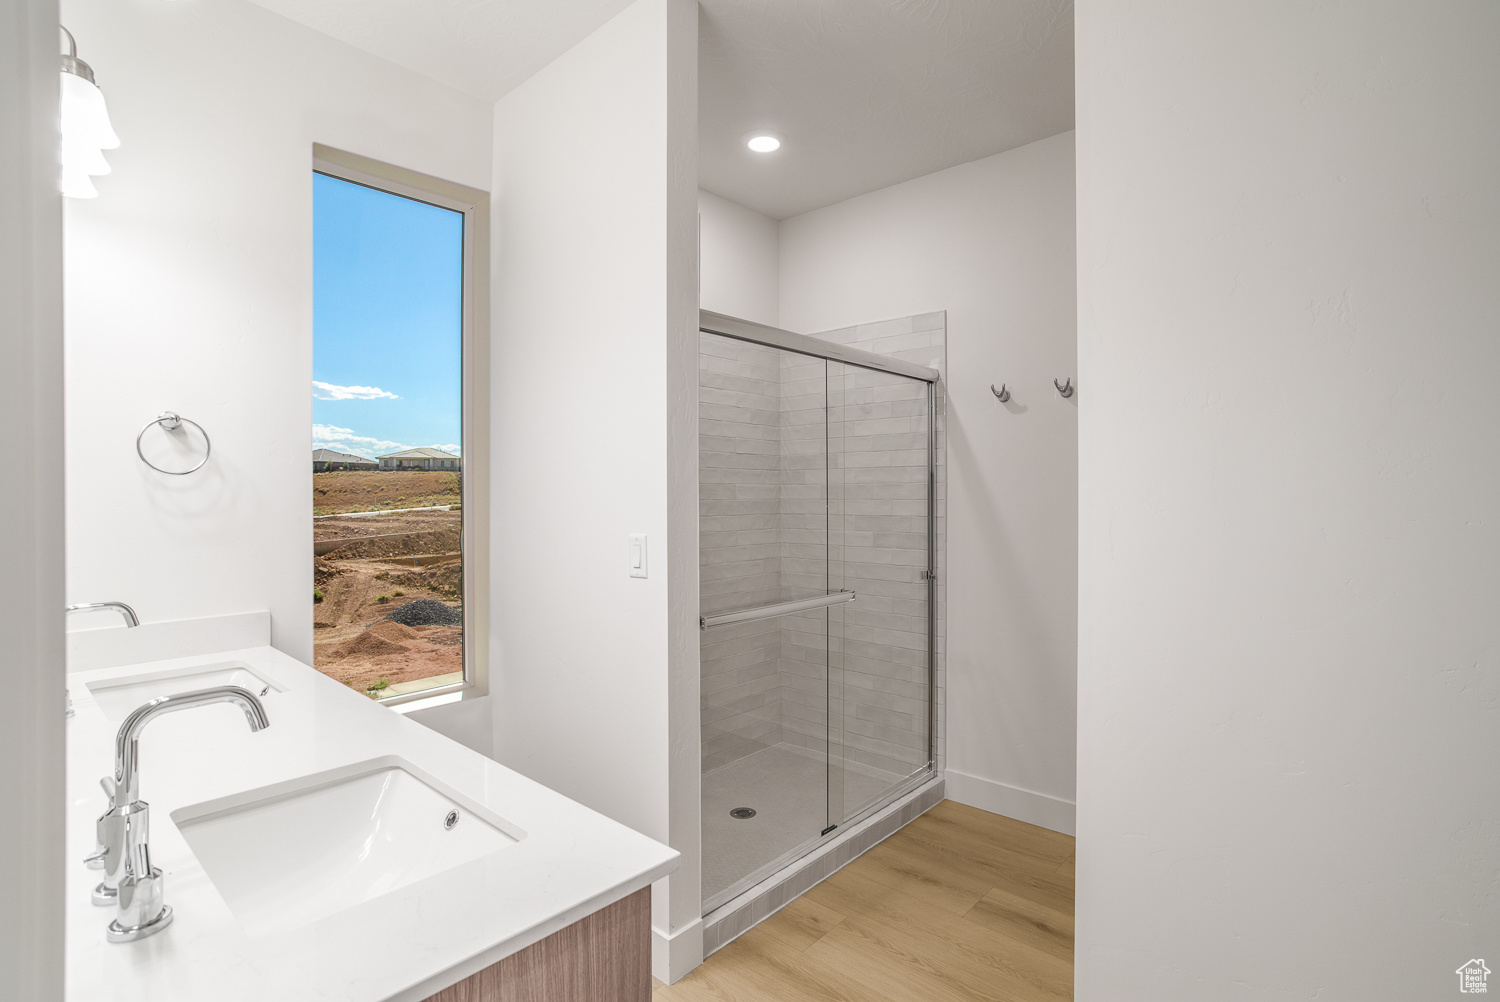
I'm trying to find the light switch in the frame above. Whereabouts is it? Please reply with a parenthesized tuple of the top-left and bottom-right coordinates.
(629, 533, 648, 578)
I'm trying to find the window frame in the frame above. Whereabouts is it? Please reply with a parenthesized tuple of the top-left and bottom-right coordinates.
(312, 144, 490, 707)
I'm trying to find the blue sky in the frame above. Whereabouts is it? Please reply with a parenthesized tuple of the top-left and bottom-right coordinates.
(312, 172, 463, 460)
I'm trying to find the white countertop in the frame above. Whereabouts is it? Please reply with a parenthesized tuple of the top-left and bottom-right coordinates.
(65, 647, 679, 1002)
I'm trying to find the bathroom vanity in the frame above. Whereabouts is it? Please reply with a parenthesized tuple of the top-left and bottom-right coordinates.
(64, 645, 677, 1001)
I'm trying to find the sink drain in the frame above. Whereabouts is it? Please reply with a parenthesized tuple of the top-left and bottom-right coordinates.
(729, 807, 757, 820)
(443, 810, 460, 830)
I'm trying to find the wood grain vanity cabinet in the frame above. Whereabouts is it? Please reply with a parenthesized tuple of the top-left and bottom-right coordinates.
(422, 888, 650, 1002)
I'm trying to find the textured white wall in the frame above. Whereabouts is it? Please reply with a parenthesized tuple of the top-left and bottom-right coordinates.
(60, 0, 492, 666)
(1, 0, 65, 995)
(1076, 3, 1500, 998)
(779, 133, 1078, 833)
(697, 189, 778, 326)
(488, 0, 701, 979)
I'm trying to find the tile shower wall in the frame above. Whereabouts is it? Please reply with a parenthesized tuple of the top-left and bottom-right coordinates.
(700, 336, 785, 770)
(699, 313, 946, 786)
(774, 347, 833, 770)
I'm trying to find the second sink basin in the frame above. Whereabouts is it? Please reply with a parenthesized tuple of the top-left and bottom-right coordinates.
(172, 757, 522, 936)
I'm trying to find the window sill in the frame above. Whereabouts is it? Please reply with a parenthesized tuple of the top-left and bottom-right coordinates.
(382, 679, 484, 712)
(390, 689, 465, 714)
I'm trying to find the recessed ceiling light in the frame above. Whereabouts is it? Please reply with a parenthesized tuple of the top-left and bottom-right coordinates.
(744, 131, 783, 153)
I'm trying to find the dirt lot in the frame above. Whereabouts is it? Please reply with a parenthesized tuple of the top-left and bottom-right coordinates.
(313, 507, 464, 694)
(313, 469, 460, 516)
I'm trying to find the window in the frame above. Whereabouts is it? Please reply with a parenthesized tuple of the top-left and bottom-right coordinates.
(310, 146, 489, 705)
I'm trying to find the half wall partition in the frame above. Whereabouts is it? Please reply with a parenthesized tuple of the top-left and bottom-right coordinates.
(698, 311, 937, 911)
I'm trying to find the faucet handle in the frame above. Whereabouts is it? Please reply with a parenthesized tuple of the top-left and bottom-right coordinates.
(90, 805, 132, 902)
(85, 776, 118, 870)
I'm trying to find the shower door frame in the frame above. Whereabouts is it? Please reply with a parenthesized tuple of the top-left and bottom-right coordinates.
(698, 311, 940, 897)
(701, 310, 940, 384)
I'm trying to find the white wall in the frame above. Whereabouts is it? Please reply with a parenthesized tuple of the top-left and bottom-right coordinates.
(61, 0, 491, 667)
(1076, 3, 1500, 998)
(488, 0, 702, 980)
(778, 132, 1079, 833)
(404, 693, 494, 758)
(1, 1, 65, 996)
(697, 189, 777, 326)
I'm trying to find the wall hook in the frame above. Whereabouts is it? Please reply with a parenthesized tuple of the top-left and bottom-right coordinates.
(991, 383, 1010, 403)
(1053, 377, 1074, 399)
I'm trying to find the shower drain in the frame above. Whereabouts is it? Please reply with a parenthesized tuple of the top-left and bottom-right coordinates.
(729, 807, 757, 820)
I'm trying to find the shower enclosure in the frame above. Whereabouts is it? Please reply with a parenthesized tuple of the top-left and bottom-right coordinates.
(699, 311, 937, 912)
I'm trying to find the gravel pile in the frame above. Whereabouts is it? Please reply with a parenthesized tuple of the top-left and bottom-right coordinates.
(383, 598, 462, 627)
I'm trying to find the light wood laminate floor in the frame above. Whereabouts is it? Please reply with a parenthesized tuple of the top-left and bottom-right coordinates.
(656, 799, 1075, 1002)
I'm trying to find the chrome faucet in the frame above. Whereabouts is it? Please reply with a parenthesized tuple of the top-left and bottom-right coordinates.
(90, 685, 270, 942)
(65, 602, 139, 719)
(66, 601, 141, 627)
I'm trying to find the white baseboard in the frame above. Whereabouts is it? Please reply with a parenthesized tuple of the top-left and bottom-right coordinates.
(66, 611, 271, 672)
(946, 769, 1076, 836)
(652, 915, 703, 985)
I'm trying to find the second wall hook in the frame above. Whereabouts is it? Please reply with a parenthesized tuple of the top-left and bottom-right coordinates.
(1054, 377, 1074, 399)
(991, 383, 1011, 403)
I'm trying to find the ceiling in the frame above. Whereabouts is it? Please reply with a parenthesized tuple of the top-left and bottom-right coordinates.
(699, 0, 1074, 218)
(245, 0, 635, 102)
(247, 0, 1074, 220)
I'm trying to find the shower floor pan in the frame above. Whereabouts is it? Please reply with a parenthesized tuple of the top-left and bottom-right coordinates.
(701, 743, 906, 909)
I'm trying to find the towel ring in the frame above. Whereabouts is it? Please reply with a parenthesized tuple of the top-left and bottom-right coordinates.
(136, 411, 211, 475)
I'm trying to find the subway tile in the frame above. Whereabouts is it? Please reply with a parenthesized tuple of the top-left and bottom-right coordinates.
(909, 311, 945, 333)
(869, 331, 937, 354)
(851, 317, 915, 341)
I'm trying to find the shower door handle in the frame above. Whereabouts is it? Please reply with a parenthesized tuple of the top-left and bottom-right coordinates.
(699, 591, 855, 630)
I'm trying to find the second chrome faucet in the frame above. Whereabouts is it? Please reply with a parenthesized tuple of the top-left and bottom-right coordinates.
(88, 685, 270, 942)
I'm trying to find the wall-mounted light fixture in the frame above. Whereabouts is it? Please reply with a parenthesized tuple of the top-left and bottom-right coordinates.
(60, 27, 119, 199)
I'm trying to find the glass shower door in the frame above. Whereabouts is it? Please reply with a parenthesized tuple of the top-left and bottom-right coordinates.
(827, 361, 933, 825)
(698, 325, 935, 913)
(698, 331, 836, 909)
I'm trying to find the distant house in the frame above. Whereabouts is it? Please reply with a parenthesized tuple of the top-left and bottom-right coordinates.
(378, 447, 461, 471)
(313, 448, 378, 472)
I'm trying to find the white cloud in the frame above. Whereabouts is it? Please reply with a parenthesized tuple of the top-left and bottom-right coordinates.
(312, 424, 410, 457)
(312, 381, 399, 401)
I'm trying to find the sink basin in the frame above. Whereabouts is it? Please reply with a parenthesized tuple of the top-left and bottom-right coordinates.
(172, 758, 521, 936)
(85, 661, 283, 721)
